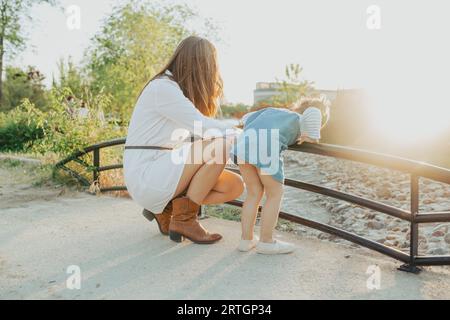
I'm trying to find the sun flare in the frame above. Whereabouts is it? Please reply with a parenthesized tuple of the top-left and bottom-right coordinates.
(368, 89, 450, 146)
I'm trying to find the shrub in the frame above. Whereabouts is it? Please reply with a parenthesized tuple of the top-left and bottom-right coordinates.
(0, 100, 46, 151)
(0, 88, 125, 157)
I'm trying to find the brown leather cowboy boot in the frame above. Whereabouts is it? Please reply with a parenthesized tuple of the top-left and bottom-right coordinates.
(142, 202, 173, 236)
(169, 197, 222, 244)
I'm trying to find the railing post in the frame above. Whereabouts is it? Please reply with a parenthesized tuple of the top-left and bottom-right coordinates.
(93, 148, 100, 183)
(399, 174, 422, 273)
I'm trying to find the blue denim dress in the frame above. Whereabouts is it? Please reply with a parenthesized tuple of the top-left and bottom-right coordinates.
(231, 108, 301, 183)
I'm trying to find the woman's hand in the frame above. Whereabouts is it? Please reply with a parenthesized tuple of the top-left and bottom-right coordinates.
(297, 133, 319, 145)
(232, 127, 243, 135)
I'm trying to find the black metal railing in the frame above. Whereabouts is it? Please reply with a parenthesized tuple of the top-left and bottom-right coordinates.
(54, 138, 450, 273)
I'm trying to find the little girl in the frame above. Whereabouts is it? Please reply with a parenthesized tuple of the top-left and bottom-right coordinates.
(231, 95, 330, 254)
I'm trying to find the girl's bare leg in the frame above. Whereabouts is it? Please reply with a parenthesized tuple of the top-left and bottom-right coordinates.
(257, 173, 284, 243)
(239, 164, 264, 241)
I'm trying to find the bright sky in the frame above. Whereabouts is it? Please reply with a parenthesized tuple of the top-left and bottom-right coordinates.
(15, 0, 450, 135)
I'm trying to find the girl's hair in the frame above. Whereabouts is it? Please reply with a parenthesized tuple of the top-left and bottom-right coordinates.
(146, 36, 223, 117)
(292, 94, 331, 128)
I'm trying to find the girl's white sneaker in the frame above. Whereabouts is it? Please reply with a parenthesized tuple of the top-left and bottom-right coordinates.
(238, 238, 258, 252)
(256, 240, 296, 255)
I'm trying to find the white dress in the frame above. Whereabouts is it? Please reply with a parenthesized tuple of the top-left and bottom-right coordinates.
(124, 72, 234, 213)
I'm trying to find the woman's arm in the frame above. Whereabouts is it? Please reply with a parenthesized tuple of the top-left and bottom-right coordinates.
(154, 79, 233, 137)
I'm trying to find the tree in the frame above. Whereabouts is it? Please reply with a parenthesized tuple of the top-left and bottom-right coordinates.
(254, 64, 316, 109)
(85, 1, 217, 121)
(1, 65, 48, 111)
(276, 64, 316, 106)
(52, 57, 89, 100)
(0, 0, 56, 104)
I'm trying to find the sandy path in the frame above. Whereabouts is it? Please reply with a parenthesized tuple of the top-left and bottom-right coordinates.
(1, 160, 450, 299)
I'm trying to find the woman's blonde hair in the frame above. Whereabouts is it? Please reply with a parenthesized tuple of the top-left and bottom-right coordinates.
(148, 36, 223, 117)
(292, 94, 331, 128)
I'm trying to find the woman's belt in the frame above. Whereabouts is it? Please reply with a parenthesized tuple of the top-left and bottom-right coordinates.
(124, 136, 226, 152)
(124, 146, 174, 151)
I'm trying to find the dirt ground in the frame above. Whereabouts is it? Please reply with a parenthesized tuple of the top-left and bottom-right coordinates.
(0, 158, 82, 211)
(1, 158, 450, 300)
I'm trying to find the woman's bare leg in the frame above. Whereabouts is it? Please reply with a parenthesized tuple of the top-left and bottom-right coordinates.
(173, 137, 243, 205)
(202, 170, 244, 205)
(239, 164, 264, 241)
(257, 174, 284, 243)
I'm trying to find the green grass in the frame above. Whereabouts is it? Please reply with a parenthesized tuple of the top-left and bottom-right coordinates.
(0, 158, 50, 186)
(1, 158, 23, 168)
(204, 204, 299, 233)
(205, 204, 242, 222)
(0, 155, 82, 190)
